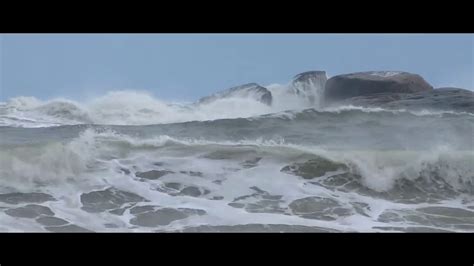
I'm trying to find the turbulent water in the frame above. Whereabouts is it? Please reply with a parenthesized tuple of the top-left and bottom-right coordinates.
(0, 90, 473, 232)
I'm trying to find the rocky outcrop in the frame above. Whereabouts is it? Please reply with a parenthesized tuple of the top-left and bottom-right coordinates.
(332, 87, 474, 113)
(324, 71, 433, 102)
(197, 83, 272, 106)
(290, 71, 328, 106)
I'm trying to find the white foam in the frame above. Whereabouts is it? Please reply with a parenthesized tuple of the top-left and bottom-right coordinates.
(1, 128, 472, 232)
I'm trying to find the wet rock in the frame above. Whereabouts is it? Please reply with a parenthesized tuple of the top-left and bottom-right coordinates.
(324, 71, 433, 102)
(162, 183, 210, 198)
(45, 224, 92, 232)
(80, 187, 147, 213)
(180, 186, 203, 197)
(372, 226, 452, 233)
(377, 211, 405, 223)
(378, 207, 474, 230)
(332, 87, 474, 113)
(0, 192, 55, 205)
(179, 208, 207, 216)
(136, 170, 174, 180)
(197, 83, 272, 106)
(244, 200, 287, 214)
(416, 207, 474, 218)
(289, 197, 340, 213)
(230, 186, 286, 214)
(289, 196, 350, 220)
(164, 182, 182, 191)
(180, 224, 338, 232)
(129, 205, 156, 215)
(5, 204, 54, 218)
(36, 216, 69, 226)
(129, 208, 188, 227)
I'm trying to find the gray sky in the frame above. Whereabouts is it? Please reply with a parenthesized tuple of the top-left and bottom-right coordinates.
(0, 34, 472, 101)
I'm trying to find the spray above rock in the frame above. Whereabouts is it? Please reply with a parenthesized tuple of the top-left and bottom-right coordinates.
(289, 71, 328, 107)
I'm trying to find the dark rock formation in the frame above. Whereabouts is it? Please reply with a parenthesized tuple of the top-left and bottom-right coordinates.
(197, 83, 272, 106)
(331, 87, 474, 113)
(135, 170, 174, 180)
(324, 71, 433, 102)
(80, 187, 147, 213)
(0, 192, 55, 204)
(5, 204, 54, 218)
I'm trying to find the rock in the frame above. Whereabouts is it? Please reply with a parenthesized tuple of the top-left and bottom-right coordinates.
(162, 183, 210, 198)
(288, 196, 351, 220)
(244, 200, 286, 214)
(129, 205, 156, 215)
(129, 208, 188, 227)
(372, 226, 452, 232)
(164, 182, 182, 191)
(0, 192, 55, 204)
(5, 204, 55, 218)
(333, 87, 474, 113)
(80, 187, 147, 213)
(180, 224, 338, 232)
(289, 197, 340, 214)
(416, 206, 474, 218)
(281, 156, 348, 179)
(197, 83, 272, 106)
(324, 71, 433, 102)
(45, 224, 92, 232)
(136, 170, 174, 180)
(290, 71, 328, 106)
(377, 211, 405, 223)
(179, 186, 202, 197)
(36, 216, 69, 226)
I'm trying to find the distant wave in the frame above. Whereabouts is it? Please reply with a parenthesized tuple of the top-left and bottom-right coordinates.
(1, 90, 472, 128)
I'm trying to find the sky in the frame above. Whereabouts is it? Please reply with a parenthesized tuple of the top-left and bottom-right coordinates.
(0, 34, 472, 102)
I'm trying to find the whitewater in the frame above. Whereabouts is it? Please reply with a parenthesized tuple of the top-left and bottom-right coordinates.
(0, 85, 473, 232)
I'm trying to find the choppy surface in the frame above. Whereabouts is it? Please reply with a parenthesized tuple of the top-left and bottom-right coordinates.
(1, 96, 473, 232)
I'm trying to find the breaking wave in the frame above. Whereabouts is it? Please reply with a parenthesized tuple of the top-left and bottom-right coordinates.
(2, 90, 471, 128)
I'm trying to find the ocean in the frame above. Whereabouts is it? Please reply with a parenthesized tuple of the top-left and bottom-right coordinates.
(0, 90, 473, 232)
